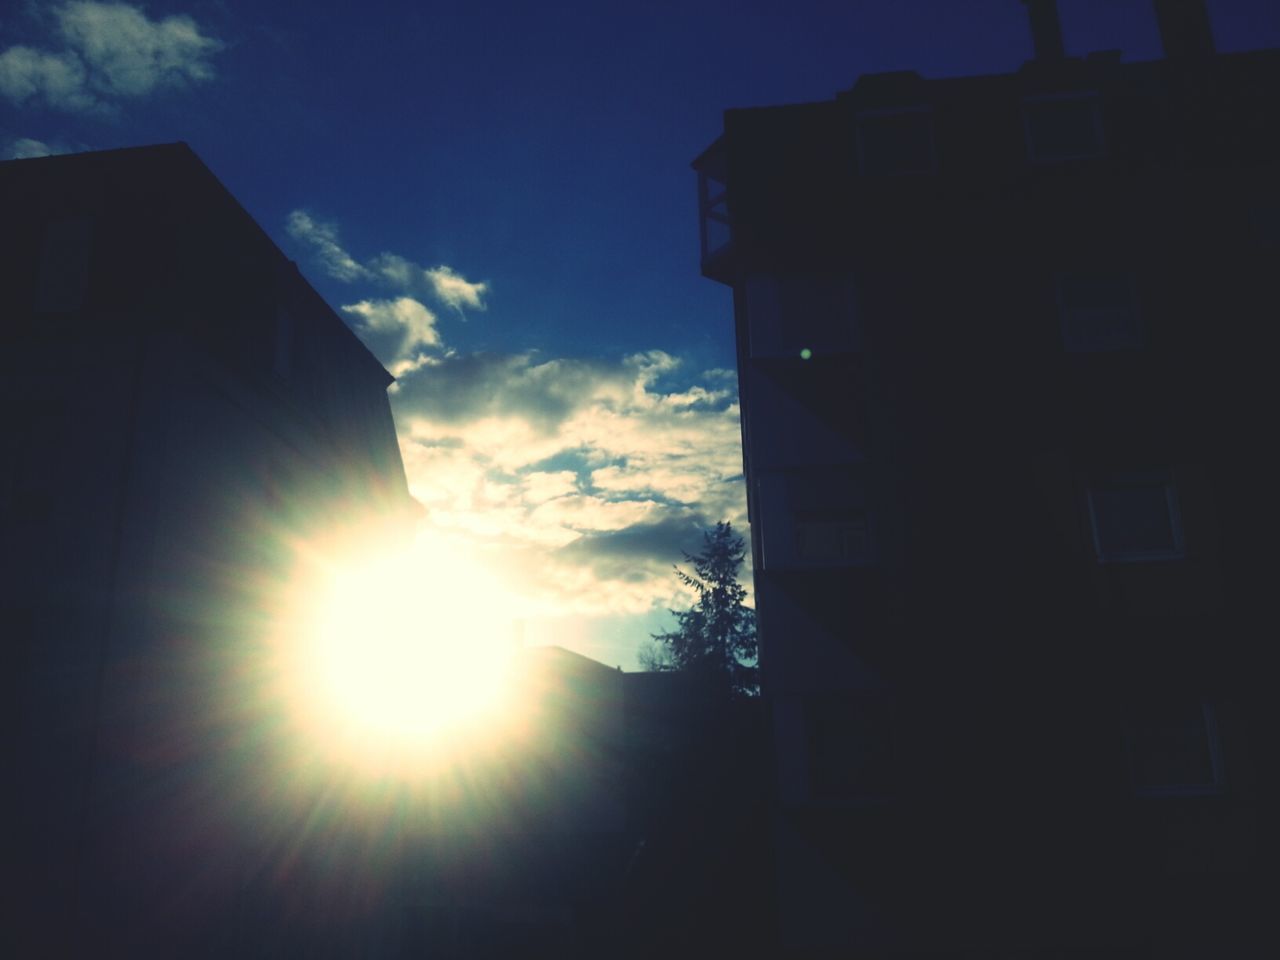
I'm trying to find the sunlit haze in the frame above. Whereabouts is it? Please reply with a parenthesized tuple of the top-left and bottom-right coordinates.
(274, 528, 531, 774)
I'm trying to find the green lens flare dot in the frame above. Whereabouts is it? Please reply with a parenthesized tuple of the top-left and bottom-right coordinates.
(799, 348, 812, 360)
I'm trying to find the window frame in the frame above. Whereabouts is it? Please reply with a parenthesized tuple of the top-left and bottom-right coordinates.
(793, 512, 872, 565)
(756, 471, 875, 571)
(1022, 92, 1106, 163)
(1057, 270, 1143, 352)
(744, 272, 859, 361)
(1085, 468, 1186, 564)
(1127, 699, 1225, 798)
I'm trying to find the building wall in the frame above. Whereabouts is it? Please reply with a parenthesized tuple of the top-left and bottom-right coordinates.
(699, 43, 1277, 956)
(1, 145, 413, 953)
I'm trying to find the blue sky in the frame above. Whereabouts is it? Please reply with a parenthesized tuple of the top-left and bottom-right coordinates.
(5, 1, 1278, 667)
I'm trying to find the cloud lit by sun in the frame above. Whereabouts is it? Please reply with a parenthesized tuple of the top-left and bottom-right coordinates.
(283, 207, 751, 667)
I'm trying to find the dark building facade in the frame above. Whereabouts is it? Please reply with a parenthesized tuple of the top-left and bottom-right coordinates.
(1, 144, 414, 953)
(695, 1, 1276, 955)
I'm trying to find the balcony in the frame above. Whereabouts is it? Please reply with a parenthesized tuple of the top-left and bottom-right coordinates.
(693, 138, 734, 283)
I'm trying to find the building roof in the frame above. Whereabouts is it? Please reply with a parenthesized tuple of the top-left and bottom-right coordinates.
(0, 142, 393, 390)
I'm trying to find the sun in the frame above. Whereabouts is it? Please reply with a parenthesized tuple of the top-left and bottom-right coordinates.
(275, 527, 525, 773)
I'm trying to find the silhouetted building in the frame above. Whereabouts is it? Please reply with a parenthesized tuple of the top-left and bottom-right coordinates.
(695, 2, 1276, 955)
(386, 651, 772, 959)
(337, 646, 634, 958)
(1, 143, 413, 953)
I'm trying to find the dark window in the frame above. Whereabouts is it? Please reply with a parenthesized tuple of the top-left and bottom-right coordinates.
(794, 511, 870, 564)
(1087, 469, 1183, 562)
(745, 273, 858, 359)
(806, 692, 894, 800)
(1128, 698, 1223, 796)
(1059, 272, 1141, 351)
(757, 468, 872, 570)
(1023, 95, 1104, 161)
(856, 109, 935, 176)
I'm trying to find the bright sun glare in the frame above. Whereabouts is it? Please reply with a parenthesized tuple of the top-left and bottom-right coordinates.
(276, 529, 524, 773)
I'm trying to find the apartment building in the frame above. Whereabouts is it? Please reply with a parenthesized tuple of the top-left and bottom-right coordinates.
(694, 2, 1276, 953)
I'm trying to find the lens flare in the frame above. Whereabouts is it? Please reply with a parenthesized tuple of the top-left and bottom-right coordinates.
(273, 528, 526, 776)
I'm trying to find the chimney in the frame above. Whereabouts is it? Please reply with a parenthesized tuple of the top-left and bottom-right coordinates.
(1021, 0, 1066, 61)
(1153, 0, 1216, 58)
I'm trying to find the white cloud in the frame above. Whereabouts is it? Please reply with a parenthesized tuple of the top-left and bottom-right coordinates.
(591, 463, 716, 506)
(368, 252, 418, 288)
(425, 265, 487, 313)
(529, 495, 663, 534)
(386, 351, 443, 381)
(0, 46, 93, 111)
(286, 211, 370, 282)
(57, 2, 220, 96)
(342, 297, 441, 356)
(279, 209, 745, 626)
(390, 350, 748, 618)
(521, 471, 579, 504)
(2, 135, 80, 159)
(0, 3, 220, 113)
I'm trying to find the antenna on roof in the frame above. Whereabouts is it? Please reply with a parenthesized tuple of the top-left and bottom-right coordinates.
(1153, 0, 1216, 58)
(1020, 0, 1066, 61)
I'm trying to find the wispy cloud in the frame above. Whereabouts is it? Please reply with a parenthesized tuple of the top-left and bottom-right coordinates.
(57, 2, 220, 96)
(2, 135, 83, 159)
(287, 210, 489, 320)
(287, 207, 490, 394)
(0, 47, 93, 111)
(368, 252, 418, 288)
(0, 3, 221, 114)
(285, 211, 370, 283)
(521, 470, 579, 505)
(341, 297, 441, 358)
(424, 265, 487, 314)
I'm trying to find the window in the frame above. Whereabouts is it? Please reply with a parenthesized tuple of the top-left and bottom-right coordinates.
(1058, 272, 1141, 351)
(1023, 94, 1105, 162)
(805, 691, 894, 801)
(744, 273, 858, 360)
(1127, 698, 1223, 797)
(1087, 469, 1184, 562)
(756, 469, 873, 571)
(795, 512, 870, 564)
(856, 108, 936, 176)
